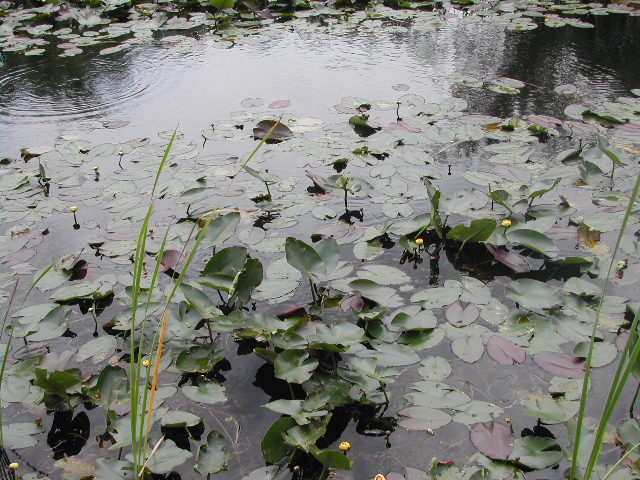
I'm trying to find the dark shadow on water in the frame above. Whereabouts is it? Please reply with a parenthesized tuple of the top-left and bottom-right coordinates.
(47, 410, 90, 460)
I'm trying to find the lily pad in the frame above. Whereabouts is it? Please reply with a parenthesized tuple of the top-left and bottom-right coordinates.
(398, 406, 452, 431)
(470, 422, 514, 460)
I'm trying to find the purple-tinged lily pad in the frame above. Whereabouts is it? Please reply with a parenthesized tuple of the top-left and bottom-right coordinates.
(545, 224, 576, 241)
(268, 100, 291, 109)
(253, 120, 293, 142)
(218, 185, 245, 197)
(533, 352, 585, 378)
(159, 250, 182, 272)
(470, 421, 514, 460)
(102, 121, 129, 129)
(340, 295, 364, 312)
(528, 114, 562, 127)
(486, 336, 526, 365)
(387, 121, 421, 133)
(562, 121, 598, 135)
(445, 300, 480, 327)
(313, 223, 365, 244)
(486, 245, 531, 273)
(616, 122, 640, 132)
(305, 170, 330, 192)
(459, 114, 502, 125)
(0, 249, 36, 267)
(615, 331, 628, 351)
(126, 138, 150, 147)
(275, 305, 307, 319)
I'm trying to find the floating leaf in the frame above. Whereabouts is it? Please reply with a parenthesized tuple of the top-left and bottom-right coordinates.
(451, 336, 484, 363)
(262, 417, 296, 463)
(176, 345, 225, 373)
(159, 250, 182, 272)
(505, 279, 561, 311)
(182, 381, 226, 404)
(340, 295, 364, 312)
(268, 100, 291, 109)
(253, 120, 293, 142)
(470, 422, 514, 460)
(486, 245, 531, 273)
(274, 349, 318, 384)
(447, 219, 496, 251)
(506, 229, 559, 258)
(398, 406, 452, 431)
(533, 352, 585, 378)
(446, 301, 480, 327)
(76, 336, 117, 364)
(508, 436, 562, 469)
(1, 423, 44, 449)
(349, 116, 381, 137)
(195, 431, 232, 474)
(486, 336, 525, 365)
(145, 439, 192, 474)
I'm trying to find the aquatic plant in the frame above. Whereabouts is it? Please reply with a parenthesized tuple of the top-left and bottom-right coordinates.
(1, 79, 640, 479)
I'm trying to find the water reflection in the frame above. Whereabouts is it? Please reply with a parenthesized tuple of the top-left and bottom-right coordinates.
(2, 16, 639, 156)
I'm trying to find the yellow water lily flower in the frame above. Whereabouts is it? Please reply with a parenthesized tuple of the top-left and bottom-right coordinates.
(339, 441, 351, 451)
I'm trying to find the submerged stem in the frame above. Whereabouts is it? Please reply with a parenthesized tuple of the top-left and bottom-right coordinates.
(309, 278, 317, 304)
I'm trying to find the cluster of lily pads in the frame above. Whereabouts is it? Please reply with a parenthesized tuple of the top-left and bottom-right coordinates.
(1, 76, 640, 480)
(1, 0, 639, 57)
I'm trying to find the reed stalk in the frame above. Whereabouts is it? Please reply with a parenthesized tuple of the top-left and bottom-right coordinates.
(570, 171, 640, 480)
(130, 121, 279, 477)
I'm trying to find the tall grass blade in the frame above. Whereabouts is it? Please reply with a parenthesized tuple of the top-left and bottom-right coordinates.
(134, 120, 279, 476)
(129, 130, 176, 473)
(570, 171, 640, 480)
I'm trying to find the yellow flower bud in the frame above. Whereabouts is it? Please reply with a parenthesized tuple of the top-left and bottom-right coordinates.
(93, 166, 99, 171)
(375, 475, 387, 480)
(142, 359, 150, 367)
(8, 463, 19, 470)
(415, 238, 424, 246)
(118, 150, 125, 156)
(70, 206, 78, 212)
(396, 101, 402, 105)
(88, 307, 94, 312)
(501, 219, 512, 228)
(339, 441, 351, 451)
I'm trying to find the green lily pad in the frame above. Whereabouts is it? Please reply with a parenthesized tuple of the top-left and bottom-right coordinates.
(195, 430, 232, 474)
(182, 380, 226, 404)
(274, 349, 318, 384)
(145, 439, 192, 474)
(505, 279, 561, 311)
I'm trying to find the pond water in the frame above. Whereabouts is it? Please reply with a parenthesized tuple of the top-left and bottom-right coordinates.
(1, 5, 640, 480)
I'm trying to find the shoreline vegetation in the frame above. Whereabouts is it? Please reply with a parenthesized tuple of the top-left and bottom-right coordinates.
(1, 0, 639, 57)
